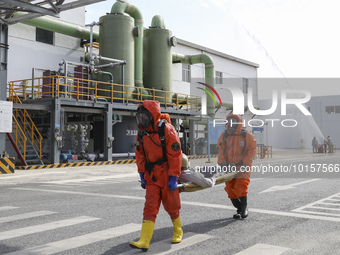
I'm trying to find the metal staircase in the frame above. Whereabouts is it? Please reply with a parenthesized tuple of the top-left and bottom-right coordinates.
(7, 84, 43, 166)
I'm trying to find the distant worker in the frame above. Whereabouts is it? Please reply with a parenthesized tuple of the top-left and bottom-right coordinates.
(217, 113, 256, 219)
(327, 135, 333, 153)
(179, 154, 216, 188)
(130, 100, 183, 252)
(312, 137, 318, 153)
(323, 140, 327, 153)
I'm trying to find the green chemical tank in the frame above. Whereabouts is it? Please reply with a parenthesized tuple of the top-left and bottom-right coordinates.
(98, 14, 135, 99)
(143, 15, 177, 103)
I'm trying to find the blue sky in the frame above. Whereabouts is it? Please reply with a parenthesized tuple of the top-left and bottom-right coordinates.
(85, 0, 340, 79)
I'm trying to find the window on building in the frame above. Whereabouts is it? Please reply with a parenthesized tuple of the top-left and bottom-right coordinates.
(182, 64, 191, 82)
(243, 78, 248, 94)
(215, 71, 223, 84)
(36, 28, 54, 45)
(326, 106, 335, 114)
(335, 106, 340, 113)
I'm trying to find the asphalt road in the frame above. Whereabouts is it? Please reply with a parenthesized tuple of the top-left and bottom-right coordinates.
(0, 152, 339, 254)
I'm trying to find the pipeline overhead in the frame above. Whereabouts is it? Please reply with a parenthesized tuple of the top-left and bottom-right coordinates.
(111, 0, 144, 88)
(14, 12, 99, 41)
(172, 53, 215, 118)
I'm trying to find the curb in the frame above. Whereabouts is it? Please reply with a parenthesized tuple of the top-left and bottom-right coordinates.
(15, 159, 137, 170)
(15, 155, 220, 170)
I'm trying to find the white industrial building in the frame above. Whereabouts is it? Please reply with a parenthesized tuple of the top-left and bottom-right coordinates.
(305, 95, 340, 150)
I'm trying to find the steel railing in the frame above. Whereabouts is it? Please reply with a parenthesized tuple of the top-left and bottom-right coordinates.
(7, 75, 202, 111)
(7, 84, 43, 160)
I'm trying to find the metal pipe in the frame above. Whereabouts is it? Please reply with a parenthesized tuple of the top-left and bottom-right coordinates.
(112, 152, 136, 158)
(94, 55, 125, 64)
(99, 71, 113, 83)
(85, 22, 100, 71)
(14, 12, 99, 41)
(111, 0, 144, 88)
(85, 152, 135, 161)
(95, 62, 123, 69)
(172, 52, 215, 118)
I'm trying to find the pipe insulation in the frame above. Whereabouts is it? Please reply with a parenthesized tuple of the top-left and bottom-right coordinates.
(172, 53, 215, 118)
(14, 12, 99, 41)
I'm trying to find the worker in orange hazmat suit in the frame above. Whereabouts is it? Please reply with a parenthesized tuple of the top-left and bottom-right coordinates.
(130, 100, 183, 252)
(217, 113, 256, 219)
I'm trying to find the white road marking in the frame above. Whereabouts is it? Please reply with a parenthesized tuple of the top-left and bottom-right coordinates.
(234, 243, 290, 255)
(123, 232, 213, 255)
(0, 216, 99, 241)
(318, 201, 340, 206)
(0, 211, 56, 223)
(12, 187, 145, 201)
(311, 206, 340, 211)
(260, 179, 320, 193)
(294, 210, 340, 217)
(6, 223, 140, 255)
(292, 192, 340, 217)
(12, 188, 340, 222)
(0, 206, 18, 212)
(43, 173, 138, 184)
(254, 154, 334, 165)
(0, 172, 64, 180)
(326, 198, 340, 201)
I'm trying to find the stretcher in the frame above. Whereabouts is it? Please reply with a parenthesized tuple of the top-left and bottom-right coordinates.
(177, 170, 239, 192)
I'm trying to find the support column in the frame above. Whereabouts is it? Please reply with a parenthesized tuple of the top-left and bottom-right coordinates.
(0, 23, 8, 154)
(51, 98, 61, 164)
(189, 120, 195, 155)
(206, 117, 212, 163)
(104, 107, 113, 161)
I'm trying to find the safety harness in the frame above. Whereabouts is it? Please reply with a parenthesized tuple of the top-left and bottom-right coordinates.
(137, 119, 168, 174)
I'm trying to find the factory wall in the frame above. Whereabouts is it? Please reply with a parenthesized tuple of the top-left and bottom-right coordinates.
(305, 95, 340, 149)
(7, 7, 85, 82)
(173, 39, 258, 131)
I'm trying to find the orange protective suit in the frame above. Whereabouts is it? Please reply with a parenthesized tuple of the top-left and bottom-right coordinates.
(135, 100, 182, 222)
(217, 113, 256, 199)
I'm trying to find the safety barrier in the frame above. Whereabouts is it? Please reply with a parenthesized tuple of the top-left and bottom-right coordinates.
(0, 157, 15, 174)
(188, 154, 218, 160)
(15, 159, 137, 170)
(257, 146, 272, 159)
(15, 155, 222, 170)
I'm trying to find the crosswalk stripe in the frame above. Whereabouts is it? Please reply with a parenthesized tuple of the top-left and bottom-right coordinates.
(12, 188, 340, 222)
(123, 232, 213, 255)
(234, 243, 290, 255)
(6, 223, 141, 255)
(43, 173, 137, 184)
(0, 206, 18, 212)
(0, 211, 56, 223)
(0, 216, 99, 241)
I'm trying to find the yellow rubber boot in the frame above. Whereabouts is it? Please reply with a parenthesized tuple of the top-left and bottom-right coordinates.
(171, 217, 183, 243)
(130, 220, 155, 252)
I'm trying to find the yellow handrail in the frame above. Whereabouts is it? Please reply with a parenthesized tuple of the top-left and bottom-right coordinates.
(12, 114, 27, 160)
(7, 82, 43, 160)
(8, 75, 202, 111)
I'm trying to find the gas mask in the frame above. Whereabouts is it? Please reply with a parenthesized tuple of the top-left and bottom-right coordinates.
(227, 116, 239, 134)
(136, 108, 152, 129)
